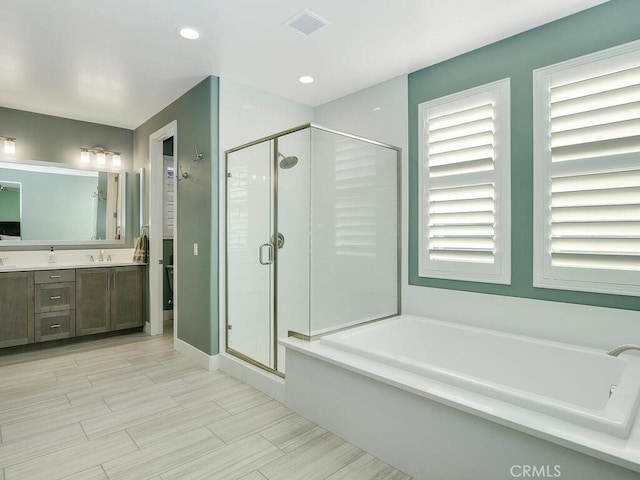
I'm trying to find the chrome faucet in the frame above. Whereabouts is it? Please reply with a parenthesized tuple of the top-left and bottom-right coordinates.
(607, 344, 640, 357)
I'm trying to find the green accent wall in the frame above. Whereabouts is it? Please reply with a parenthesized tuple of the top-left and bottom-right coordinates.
(133, 76, 219, 356)
(408, 0, 640, 311)
(0, 106, 134, 247)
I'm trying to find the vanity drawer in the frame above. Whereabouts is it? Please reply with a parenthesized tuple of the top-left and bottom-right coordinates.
(35, 282, 75, 313)
(35, 269, 76, 284)
(35, 311, 75, 342)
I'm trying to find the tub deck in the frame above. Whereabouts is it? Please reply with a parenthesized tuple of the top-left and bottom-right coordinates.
(281, 315, 640, 477)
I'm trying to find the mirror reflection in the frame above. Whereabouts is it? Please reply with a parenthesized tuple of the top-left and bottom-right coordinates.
(0, 161, 125, 243)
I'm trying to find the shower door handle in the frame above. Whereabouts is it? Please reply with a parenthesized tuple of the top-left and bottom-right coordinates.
(259, 243, 274, 265)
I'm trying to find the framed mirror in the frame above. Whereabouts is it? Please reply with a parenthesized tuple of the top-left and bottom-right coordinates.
(0, 160, 126, 246)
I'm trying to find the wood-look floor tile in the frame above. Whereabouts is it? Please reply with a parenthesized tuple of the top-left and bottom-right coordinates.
(52, 357, 134, 380)
(160, 434, 283, 480)
(0, 395, 70, 425)
(81, 396, 182, 439)
(4, 430, 136, 480)
(173, 374, 247, 409)
(258, 414, 320, 452)
(1, 400, 110, 443)
(102, 427, 224, 480)
(207, 400, 295, 444)
(214, 385, 272, 415)
(238, 471, 269, 480)
(126, 401, 230, 448)
(0, 376, 92, 414)
(259, 429, 363, 480)
(145, 358, 204, 384)
(58, 465, 108, 480)
(325, 452, 413, 480)
(66, 374, 155, 407)
(0, 352, 77, 371)
(0, 423, 86, 468)
(103, 378, 190, 411)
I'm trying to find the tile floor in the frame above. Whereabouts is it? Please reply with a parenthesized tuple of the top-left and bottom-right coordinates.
(0, 328, 412, 480)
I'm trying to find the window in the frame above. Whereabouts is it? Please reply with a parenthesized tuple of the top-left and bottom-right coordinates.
(418, 79, 511, 283)
(533, 41, 640, 296)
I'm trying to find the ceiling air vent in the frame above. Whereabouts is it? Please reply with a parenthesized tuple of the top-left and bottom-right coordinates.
(284, 9, 330, 36)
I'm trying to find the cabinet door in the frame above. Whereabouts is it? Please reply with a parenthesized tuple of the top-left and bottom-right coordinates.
(0, 271, 34, 347)
(111, 266, 144, 330)
(76, 268, 110, 336)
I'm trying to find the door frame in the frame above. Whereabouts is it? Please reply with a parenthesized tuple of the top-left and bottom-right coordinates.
(148, 121, 177, 341)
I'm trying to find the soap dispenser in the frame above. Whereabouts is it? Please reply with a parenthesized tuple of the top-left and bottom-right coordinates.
(48, 246, 57, 263)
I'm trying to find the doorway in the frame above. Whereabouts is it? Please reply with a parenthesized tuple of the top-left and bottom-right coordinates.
(149, 121, 177, 341)
(162, 137, 175, 330)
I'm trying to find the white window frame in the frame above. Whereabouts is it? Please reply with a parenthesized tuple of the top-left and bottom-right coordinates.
(418, 78, 511, 284)
(533, 40, 640, 296)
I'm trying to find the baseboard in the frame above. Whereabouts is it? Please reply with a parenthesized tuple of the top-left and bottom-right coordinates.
(174, 337, 220, 371)
(163, 309, 174, 321)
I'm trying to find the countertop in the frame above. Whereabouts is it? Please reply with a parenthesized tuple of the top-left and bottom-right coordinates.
(0, 261, 147, 272)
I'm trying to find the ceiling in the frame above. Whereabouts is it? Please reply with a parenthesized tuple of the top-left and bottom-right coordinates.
(0, 0, 607, 130)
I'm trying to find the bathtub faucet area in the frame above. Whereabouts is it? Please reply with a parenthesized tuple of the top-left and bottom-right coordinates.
(608, 344, 640, 357)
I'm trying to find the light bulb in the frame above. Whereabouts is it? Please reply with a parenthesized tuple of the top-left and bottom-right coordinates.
(112, 153, 121, 167)
(80, 150, 90, 163)
(4, 138, 15, 154)
(179, 27, 200, 40)
(96, 151, 106, 165)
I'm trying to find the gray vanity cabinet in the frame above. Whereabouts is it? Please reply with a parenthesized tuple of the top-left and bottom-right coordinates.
(0, 271, 34, 347)
(76, 266, 143, 336)
(76, 268, 111, 336)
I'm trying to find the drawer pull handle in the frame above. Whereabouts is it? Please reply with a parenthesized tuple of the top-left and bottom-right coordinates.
(50, 295, 62, 300)
(50, 324, 61, 329)
(50, 275, 62, 279)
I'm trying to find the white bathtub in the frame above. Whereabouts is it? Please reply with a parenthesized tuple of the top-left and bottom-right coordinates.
(282, 314, 640, 478)
(318, 315, 640, 438)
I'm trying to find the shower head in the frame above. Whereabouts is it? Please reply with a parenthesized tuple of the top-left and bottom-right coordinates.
(278, 152, 299, 169)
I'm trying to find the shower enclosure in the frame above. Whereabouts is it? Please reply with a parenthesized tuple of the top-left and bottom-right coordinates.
(225, 124, 400, 375)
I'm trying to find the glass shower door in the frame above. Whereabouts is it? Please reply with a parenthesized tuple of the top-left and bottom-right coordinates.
(226, 140, 273, 368)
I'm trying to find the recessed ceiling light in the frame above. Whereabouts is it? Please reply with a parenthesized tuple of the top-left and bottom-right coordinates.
(298, 76, 314, 84)
(178, 27, 200, 40)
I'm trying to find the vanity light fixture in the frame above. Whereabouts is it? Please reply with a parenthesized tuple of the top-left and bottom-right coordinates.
(1, 136, 16, 154)
(79, 147, 123, 167)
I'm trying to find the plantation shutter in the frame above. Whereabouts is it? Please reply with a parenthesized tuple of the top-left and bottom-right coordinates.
(418, 79, 511, 283)
(534, 40, 640, 295)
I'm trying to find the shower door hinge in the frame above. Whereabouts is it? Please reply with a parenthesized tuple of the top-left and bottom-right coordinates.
(227, 324, 232, 330)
